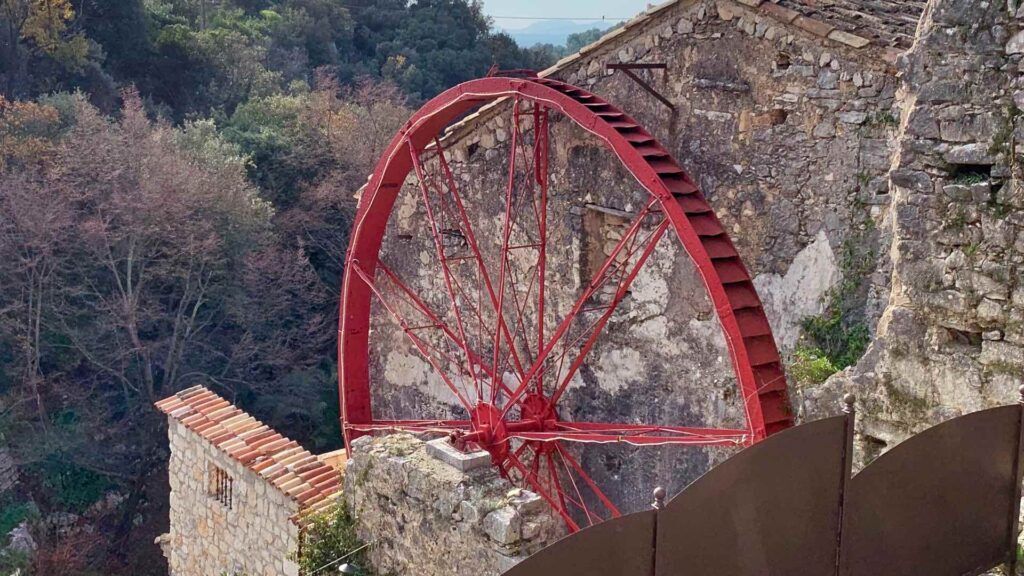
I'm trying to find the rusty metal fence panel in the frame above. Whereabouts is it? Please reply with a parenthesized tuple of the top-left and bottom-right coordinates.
(655, 416, 850, 576)
(500, 401, 1024, 576)
(839, 405, 1023, 576)
(500, 510, 656, 576)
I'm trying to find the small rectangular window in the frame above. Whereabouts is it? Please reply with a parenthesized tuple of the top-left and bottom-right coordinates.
(208, 464, 234, 510)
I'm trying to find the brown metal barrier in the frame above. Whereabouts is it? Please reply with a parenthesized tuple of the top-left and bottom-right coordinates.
(500, 393, 1024, 576)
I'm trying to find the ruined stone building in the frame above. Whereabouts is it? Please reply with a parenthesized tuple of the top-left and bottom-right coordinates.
(155, 387, 562, 576)
(157, 0, 1024, 573)
(154, 387, 345, 576)
(364, 0, 1024, 517)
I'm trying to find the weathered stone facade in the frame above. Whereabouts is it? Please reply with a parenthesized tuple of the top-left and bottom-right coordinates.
(366, 0, 918, 514)
(343, 434, 564, 576)
(156, 387, 345, 576)
(164, 418, 302, 576)
(802, 0, 1024, 456)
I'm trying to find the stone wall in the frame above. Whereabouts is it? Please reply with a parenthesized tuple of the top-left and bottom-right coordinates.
(343, 434, 564, 576)
(163, 418, 301, 576)
(802, 0, 1024, 456)
(367, 0, 903, 513)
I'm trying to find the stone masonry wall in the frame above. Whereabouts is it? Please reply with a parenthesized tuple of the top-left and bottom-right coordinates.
(344, 434, 564, 576)
(164, 418, 301, 576)
(370, 0, 903, 514)
(802, 0, 1024, 458)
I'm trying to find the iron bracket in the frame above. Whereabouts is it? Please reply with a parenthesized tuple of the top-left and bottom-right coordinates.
(606, 63, 675, 111)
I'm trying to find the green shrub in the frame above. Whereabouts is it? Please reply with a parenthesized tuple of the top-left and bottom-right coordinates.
(797, 233, 874, 375)
(801, 311, 870, 372)
(34, 455, 110, 513)
(789, 347, 840, 386)
(295, 500, 374, 576)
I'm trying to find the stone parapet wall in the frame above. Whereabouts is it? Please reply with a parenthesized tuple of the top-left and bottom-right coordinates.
(344, 434, 564, 576)
(164, 418, 301, 576)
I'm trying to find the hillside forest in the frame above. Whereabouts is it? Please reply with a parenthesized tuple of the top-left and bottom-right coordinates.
(0, 1, 608, 573)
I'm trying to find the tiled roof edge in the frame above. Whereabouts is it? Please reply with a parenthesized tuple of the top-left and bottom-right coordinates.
(156, 386, 345, 511)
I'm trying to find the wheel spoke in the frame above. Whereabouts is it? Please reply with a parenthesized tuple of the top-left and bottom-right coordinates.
(553, 445, 599, 525)
(534, 107, 549, 394)
(499, 200, 667, 419)
(408, 141, 483, 402)
(506, 450, 580, 531)
(547, 218, 670, 407)
(491, 97, 524, 382)
(351, 262, 474, 411)
(432, 137, 528, 385)
(555, 443, 620, 518)
(509, 426, 748, 446)
(375, 263, 514, 398)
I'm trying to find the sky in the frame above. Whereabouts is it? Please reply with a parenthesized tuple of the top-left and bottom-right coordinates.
(479, 0, 654, 29)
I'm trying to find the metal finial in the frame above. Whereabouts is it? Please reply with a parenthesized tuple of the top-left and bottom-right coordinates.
(652, 486, 666, 510)
(338, 563, 359, 575)
(842, 393, 856, 414)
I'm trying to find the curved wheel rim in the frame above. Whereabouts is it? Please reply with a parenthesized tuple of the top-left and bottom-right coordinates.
(339, 76, 793, 531)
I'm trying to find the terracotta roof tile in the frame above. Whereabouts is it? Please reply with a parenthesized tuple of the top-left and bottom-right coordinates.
(156, 386, 345, 515)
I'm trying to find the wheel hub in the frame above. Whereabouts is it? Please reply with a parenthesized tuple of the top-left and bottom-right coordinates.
(457, 394, 559, 462)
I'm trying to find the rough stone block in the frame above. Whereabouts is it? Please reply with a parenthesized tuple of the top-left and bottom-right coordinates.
(759, 2, 799, 23)
(792, 16, 835, 38)
(506, 488, 545, 514)
(828, 29, 871, 49)
(716, 0, 742, 21)
(944, 143, 996, 166)
(838, 111, 868, 124)
(482, 507, 521, 545)
(425, 438, 491, 472)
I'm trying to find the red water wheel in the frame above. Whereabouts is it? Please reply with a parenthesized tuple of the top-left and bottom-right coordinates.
(339, 76, 793, 531)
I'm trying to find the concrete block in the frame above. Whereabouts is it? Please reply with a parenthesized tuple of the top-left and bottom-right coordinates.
(425, 438, 491, 472)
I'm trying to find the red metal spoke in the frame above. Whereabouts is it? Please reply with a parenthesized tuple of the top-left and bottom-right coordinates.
(374, 263, 515, 399)
(552, 444, 599, 525)
(495, 255, 539, 389)
(534, 107, 549, 394)
(544, 218, 671, 410)
(432, 137, 528, 384)
(545, 451, 575, 523)
(408, 141, 484, 401)
(556, 421, 751, 438)
(498, 199, 665, 419)
(351, 263, 474, 411)
(347, 420, 471, 434)
(555, 443, 620, 518)
(506, 450, 580, 531)
(542, 214, 665, 388)
(491, 96, 523, 383)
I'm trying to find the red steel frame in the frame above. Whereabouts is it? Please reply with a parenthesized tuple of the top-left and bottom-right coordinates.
(339, 76, 793, 531)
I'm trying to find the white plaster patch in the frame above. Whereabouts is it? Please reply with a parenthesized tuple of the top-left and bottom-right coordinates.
(752, 231, 841, 351)
(384, 350, 463, 406)
(594, 347, 644, 393)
